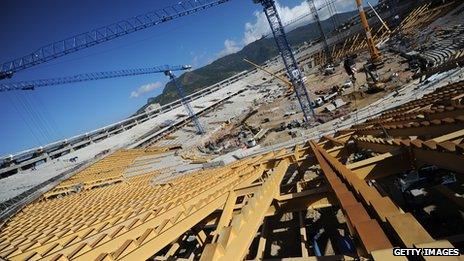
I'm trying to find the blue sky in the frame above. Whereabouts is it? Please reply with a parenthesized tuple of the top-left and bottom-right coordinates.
(0, 0, 372, 156)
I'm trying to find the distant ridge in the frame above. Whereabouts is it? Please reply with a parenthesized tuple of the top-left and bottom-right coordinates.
(137, 11, 356, 113)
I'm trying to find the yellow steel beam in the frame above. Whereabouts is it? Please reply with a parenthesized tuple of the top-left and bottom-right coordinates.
(356, 135, 464, 174)
(355, 121, 464, 138)
(276, 187, 328, 201)
(312, 141, 445, 249)
(414, 148, 464, 174)
(346, 150, 411, 180)
(243, 58, 293, 91)
(298, 211, 309, 257)
(431, 129, 464, 143)
(276, 194, 334, 213)
(254, 218, 268, 260)
(114, 164, 269, 261)
(367, 1, 391, 33)
(202, 158, 290, 260)
(115, 193, 229, 261)
(355, 137, 398, 153)
(310, 140, 393, 255)
(212, 191, 237, 242)
(320, 135, 346, 146)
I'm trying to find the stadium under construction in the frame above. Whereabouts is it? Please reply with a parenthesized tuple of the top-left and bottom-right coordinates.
(1, 0, 464, 260)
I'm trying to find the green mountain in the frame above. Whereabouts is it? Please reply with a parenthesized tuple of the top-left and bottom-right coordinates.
(138, 11, 356, 113)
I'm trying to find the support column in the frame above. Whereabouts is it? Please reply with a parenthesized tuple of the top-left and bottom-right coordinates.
(44, 152, 51, 162)
(255, 218, 268, 260)
(195, 230, 208, 247)
(299, 211, 309, 257)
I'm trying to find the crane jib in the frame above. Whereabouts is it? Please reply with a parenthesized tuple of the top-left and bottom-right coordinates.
(0, 65, 191, 92)
(0, 0, 230, 76)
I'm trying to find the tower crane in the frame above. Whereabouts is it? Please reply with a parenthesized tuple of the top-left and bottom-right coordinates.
(355, 0, 382, 66)
(306, 0, 332, 65)
(0, 65, 190, 92)
(1, 64, 206, 135)
(253, 0, 315, 123)
(0, 0, 230, 79)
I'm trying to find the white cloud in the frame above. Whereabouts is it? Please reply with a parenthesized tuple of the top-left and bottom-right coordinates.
(216, 0, 362, 60)
(242, 0, 357, 45)
(191, 50, 210, 67)
(243, 1, 312, 45)
(130, 82, 162, 98)
(217, 1, 312, 57)
(217, 39, 241, 57)
(243, 11, 269, 45)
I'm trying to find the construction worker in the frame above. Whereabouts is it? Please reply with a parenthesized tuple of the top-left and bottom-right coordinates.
(343, 55, 357, 83)
(418, 56, 428, 82)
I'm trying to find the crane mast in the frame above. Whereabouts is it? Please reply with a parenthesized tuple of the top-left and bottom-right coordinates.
(253, 0, 315, 123)
(164, 70, 205, 135)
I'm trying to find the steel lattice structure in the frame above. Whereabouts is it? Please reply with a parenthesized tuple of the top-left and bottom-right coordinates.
(165, 70, 205, 135)
(0, 65, 190, 92)
(307, 0, 332, 64)
(0, 0, 230, 78)
(254, 0, 315, 123)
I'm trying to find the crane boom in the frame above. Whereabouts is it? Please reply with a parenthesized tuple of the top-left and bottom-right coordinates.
(0, 0, 230, 78)
(0, 65, 190, 92)
(355, 0, 382, 64)
(243, 58, 292, 89)
(367, 1, 391, 33)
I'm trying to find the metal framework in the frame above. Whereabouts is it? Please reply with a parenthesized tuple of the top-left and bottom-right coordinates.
(0, 0, 230, 78)
(0, 65, 190, 92)
(355, 0, 382, 64)
(165, 70, 205, 135)
(1, 1, 464, 260)
(325, 0, 340, 31)
(254, 0, 315, 123)
(1, 80, 463, 260)
(306, 0, 332, 64)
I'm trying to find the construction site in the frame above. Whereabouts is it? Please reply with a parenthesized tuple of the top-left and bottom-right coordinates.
(0, 0, 464, 260)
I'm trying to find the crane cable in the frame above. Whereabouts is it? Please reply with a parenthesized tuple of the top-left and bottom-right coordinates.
(23, 94, 55, 140)
(12, 93, 48, 144)
(17, 22, 191, 74)
(6, 95, 43, 147)
(36, 96, 64, 139)
(24, 94, 56, 141)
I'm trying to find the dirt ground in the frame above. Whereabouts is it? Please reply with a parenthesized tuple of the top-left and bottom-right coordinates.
(200, 47, 415, 153)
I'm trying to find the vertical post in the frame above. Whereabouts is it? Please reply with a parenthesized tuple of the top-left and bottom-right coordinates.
(355, 0, 382, 64)
(299, 211, 309, 257)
